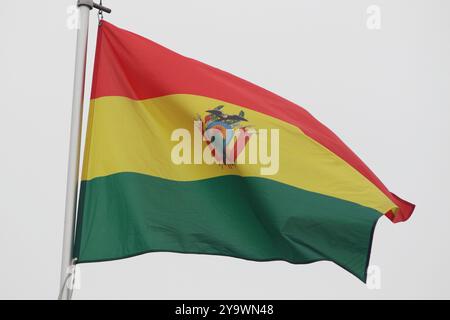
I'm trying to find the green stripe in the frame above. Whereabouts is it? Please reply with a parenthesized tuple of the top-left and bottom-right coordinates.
(74, 172, 381, 282)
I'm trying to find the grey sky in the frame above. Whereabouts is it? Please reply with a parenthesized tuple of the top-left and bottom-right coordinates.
(0, 0, 449, 299)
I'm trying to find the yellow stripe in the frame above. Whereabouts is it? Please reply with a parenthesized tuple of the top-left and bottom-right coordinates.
(82, 94, 397, 214)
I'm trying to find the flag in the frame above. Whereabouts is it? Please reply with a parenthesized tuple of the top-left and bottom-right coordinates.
(73, 21, 414, 282)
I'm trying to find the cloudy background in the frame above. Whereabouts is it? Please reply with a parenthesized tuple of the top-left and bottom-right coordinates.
(0, 0, 449, 299)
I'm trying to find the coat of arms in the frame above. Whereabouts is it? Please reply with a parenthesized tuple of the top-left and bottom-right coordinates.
(196, 105, 253, 165)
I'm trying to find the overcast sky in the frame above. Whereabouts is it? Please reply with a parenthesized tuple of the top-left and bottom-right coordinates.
(0, 0, 449, 299)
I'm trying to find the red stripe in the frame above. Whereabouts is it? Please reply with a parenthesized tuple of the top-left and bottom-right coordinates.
(91, 21, 414, 222)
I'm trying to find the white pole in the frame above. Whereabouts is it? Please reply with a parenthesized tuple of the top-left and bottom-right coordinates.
(59, 0, 93, 300)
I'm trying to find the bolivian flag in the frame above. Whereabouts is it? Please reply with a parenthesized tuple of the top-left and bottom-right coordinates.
(73, 21, 415, 282)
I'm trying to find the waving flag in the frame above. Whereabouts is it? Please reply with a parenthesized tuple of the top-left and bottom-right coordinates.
(73, 21, 414, 282)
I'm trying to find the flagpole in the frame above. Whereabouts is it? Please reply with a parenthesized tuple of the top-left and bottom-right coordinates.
(59, 0, 111, 300)
(59, 0, 92, 300)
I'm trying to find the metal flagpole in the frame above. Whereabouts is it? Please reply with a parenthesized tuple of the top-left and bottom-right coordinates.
(59, 0, 111, 300)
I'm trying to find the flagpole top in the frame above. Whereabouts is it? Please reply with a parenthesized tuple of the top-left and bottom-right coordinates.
(77, 0, 111, 14)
